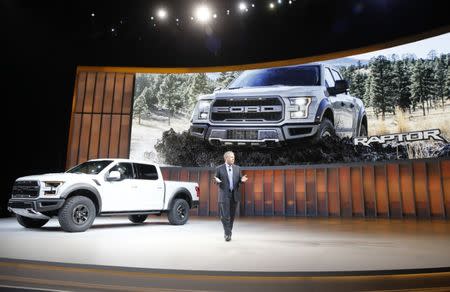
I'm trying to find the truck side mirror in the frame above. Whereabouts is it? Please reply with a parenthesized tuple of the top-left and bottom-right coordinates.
(106, 171, 122, 181)
(334, 80, 349, 94)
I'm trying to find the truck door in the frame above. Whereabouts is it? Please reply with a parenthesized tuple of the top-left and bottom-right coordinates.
(102, 162, 141, 212)
(331, 69, 355, 137)
(133, 163, 165, 210)
(325, 67, 346, 137)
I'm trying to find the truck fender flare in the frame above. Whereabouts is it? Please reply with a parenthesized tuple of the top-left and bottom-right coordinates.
(314, 99, 333, 124)
(168, 187, 193, 208)
(60, 183, 102, 213)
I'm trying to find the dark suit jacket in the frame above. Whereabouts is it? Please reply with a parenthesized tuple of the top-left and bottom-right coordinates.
(215, 164, 243, 203)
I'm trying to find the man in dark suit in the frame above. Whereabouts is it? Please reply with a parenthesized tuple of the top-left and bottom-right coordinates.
(214, 151, 248, 242)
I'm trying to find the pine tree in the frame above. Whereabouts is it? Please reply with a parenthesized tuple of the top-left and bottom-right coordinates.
(158, 75, 186, 126)
(363, 74, 373, 108)
(349, 70, 367, 101)
(133, 93, 146, 125)
(434, 55, 447, 110)
(445, 67, 450, 101)
(369, 56, 395, 119)
(411, 60, 435, 116)
(185, 73, 215, 110)
(392, 60, 412, 112)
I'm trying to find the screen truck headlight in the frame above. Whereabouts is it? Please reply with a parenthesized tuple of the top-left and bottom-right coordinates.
(197, 100, 212, 120)
(43, 181, 65, 195)
(289, 97, 312, 119)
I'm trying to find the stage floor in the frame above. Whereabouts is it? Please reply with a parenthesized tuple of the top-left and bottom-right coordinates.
(0, 216, 449, 272)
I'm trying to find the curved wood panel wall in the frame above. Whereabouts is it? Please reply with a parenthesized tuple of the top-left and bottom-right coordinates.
(161, 159, 450, 219)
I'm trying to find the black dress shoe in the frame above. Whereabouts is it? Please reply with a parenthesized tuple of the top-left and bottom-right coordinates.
(225, 235, 231, 241)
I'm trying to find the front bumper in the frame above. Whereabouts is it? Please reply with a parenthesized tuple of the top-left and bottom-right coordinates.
(190, 123, 320, 146)
(8, 198, 65, 219)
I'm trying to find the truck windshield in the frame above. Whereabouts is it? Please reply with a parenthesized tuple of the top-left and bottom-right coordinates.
(228, 65, 320, 88)
(66, 160, 113, 175)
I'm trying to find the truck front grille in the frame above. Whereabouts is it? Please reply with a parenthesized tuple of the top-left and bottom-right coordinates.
(12, 181, 40, 198)
(211, 97, 283, 122)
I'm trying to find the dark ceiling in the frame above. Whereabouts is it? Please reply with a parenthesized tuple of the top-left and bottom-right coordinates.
(1, 0, 449, 216)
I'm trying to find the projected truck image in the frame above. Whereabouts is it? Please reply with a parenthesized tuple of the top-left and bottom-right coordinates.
(189, 64, 368, 146)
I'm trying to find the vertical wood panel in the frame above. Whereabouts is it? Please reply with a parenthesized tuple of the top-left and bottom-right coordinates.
(363, 166, 376, 217)
(305, 169, 316, 216)
(83, 72, 96, 113)
(161, 168, 170, 180)
(374, 165, 389, 217)
(413, 162, 430, 218)
(427, 161, 444, 218)
(98, 115, 111, 158)
(295, 169, 306, 216)
(88, 114, 101, 159)
(441, 160, 450, 219)
(263, 170, 273, 216)
(112, 73, 125, 114)
(339, 167, 352, 217)
(274, 170, 284, 216)
(399, 163, 416, 217)
(350, 167, 364, 217)
(119, 115, 130, 158)
(244, 170, 255, 216)
(74, 72, 87, 113)
(108, 115, 121, 158)
(209, 170, 218, 216)
(316, 168, 327, 217)
(387, 164, 402, 218)
(285, 169, 296, 216)
(122, 74, 134, 115)
(67, 114, 82, 168)
(93, 73, 106, 113)
(198, 170, 210, 216)
(327, 168, 339, 216)
(103, 73, 115, 113)
(78, 114, 92, 163)
(253, 170, 264, 216)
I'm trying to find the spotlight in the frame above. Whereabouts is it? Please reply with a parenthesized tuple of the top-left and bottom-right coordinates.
(277, 0, 282, 4)
(150, 16, 154, 20)
(91, 13, 95, 17)
(239, 2, 247, 11)
(289, 0, 292, 4)
(213, 13, 217, 18)
(111, 28, 115, 32)
(157, 9, 167, 19)
(252, 4, 255, 8)
(195, 5, 211, 23)
(176, 18, 179, 22)
(269, 3, 275, 9)
(226, 9, 230, 15)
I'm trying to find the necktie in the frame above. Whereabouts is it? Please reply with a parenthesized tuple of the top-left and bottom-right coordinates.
(228, 166, 233, 191)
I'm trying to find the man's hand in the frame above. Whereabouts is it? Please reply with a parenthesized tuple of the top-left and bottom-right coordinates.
(241, 174, 248, 183)
(214, 176, 222, 183)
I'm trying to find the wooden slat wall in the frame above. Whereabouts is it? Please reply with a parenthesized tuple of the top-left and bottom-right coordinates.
(66, 71, 135, 168)
(161, 159, 450, 219)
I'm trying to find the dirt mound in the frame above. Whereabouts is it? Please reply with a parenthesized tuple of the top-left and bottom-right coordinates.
(155, 129, 447, 167)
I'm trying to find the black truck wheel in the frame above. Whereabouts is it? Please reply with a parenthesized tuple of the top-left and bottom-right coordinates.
(168, 199, 190, 225)
(311, 118, 335, 144)
(128, 214, 148, 223)
(16, 215, 49, 229)
(58, 196, 96, 232)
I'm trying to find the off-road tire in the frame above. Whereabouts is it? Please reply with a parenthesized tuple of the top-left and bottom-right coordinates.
(128, 214, 148, 223)
(58, 196, 96, 232)
(168, 199, 190, 225)
(16, 215, 49, 229)
(311, 118, 335, 144)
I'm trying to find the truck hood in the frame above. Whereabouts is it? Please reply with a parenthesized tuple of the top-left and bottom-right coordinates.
(16, 173, 93, 182)
(214, 86, 323, 98)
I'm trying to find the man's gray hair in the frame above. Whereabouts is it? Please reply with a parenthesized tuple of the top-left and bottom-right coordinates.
(223, 151, 234, 160)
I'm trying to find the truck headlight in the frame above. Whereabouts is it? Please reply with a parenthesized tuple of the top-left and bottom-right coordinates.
(43, 181, 65, 195)
(197, 100, 212, 120)
(289, 97, 311, 119)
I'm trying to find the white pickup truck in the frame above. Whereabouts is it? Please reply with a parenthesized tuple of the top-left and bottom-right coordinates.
(8, 159, 200, 232)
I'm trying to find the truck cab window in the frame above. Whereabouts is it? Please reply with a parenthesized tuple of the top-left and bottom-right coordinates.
(134, 163, 158, 180)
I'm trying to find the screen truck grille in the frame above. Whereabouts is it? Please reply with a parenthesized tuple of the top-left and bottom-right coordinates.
(12, 180, 40, 198)
(211, 97, 283, 122)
